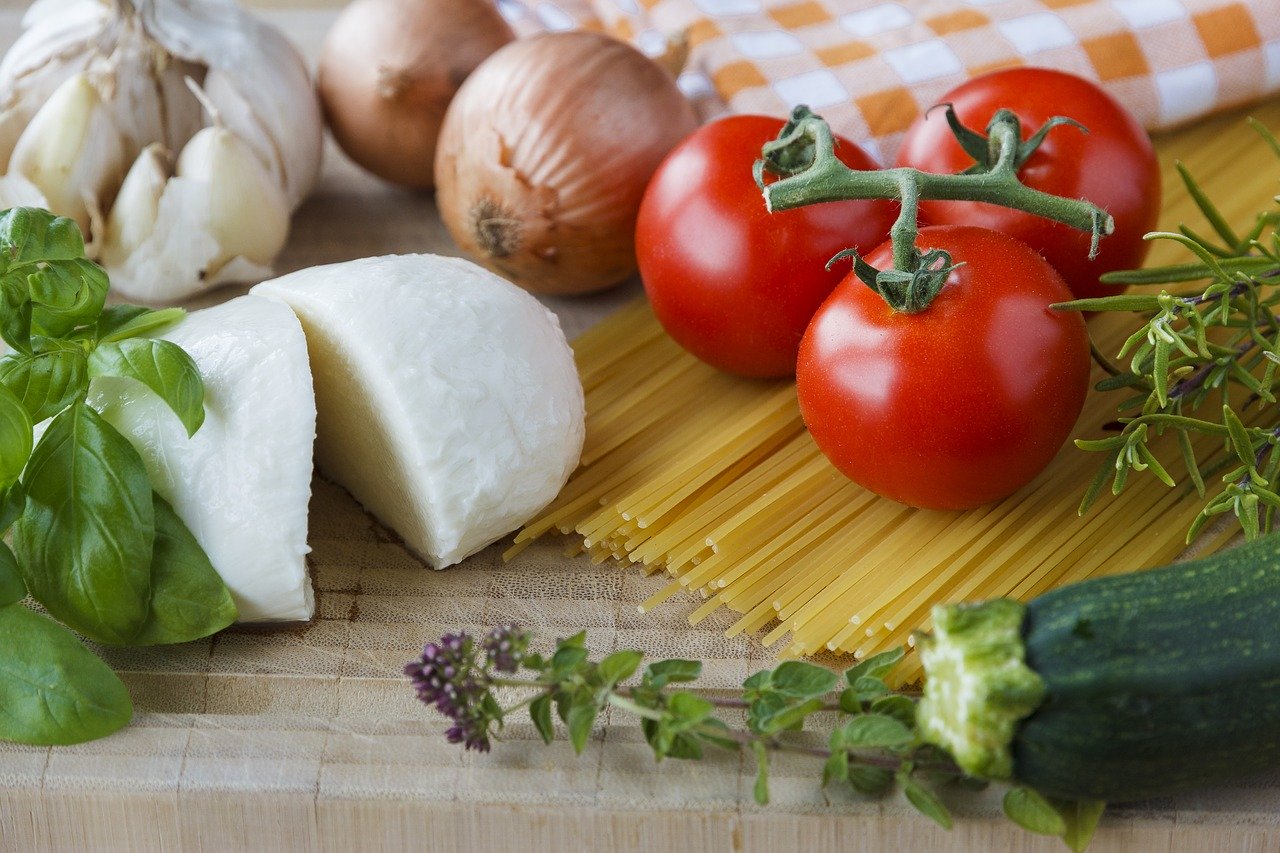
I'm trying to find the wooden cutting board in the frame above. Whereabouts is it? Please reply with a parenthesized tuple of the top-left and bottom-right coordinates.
(3, 7, 1280, 851)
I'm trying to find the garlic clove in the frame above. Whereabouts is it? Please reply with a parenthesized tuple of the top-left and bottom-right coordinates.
(175, 125, 290, 274)
(0, 173, 49, 211)
(100, 176, 222, 304)
(101, 144, 171, 270)
(8, 71, 128, 234)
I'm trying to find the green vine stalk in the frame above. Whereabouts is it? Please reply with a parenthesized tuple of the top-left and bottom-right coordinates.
(756, 105, 1114, 313)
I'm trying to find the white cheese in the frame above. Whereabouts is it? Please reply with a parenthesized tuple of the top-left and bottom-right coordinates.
(253, 254, 584, 568)
(86, 295, 316, 622)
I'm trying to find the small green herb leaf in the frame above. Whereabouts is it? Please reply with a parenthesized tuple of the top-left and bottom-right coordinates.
(0, 381, 31, 487)
(751, 740, 769, 805)
(530, 694, 555, 744)
(1003, 786, 1067, 836)
(847, 764, 894, 795)
(89, 338, 205, 437)
(644, 659, 701, 689)
(551, 640, 588, 674)
(0, 542, 24, 605)
(566, 701, 596, 754)
(869, 694, 916, 727)
(755, 697, 824, 734)
(1054, 799, 1105, 853)
(13, 403, 154, 645)
(770, 660, 838, 699)
(0, 603, 132, 745)
(822, 750, 849, 787)
(597, 650, 643, 686)
(0, 343, 89, 423)
(851, 675, 891, 703)
(902, 777, 952, 829)
(130, 494, 237, 646)
(844, 647, 904, 684)
(842, 713, 914, 749)
(95, 306, 185, 344)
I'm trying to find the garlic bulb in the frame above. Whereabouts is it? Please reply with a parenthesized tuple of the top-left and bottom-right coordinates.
(0, 0, 322, 303)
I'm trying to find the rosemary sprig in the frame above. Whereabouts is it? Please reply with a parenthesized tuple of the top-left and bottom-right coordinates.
(406, 626, 1104, 851)
(1061, 120, 1280, 543)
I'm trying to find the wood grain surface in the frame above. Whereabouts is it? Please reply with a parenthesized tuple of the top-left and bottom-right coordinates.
(1, 7, 1280, 852)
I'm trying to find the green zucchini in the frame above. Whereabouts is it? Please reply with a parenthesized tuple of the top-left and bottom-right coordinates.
(917, 533, 1280, 802)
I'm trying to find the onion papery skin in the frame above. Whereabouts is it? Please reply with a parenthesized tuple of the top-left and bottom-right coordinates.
(435, 31, 699, 296)
(317, 0, 514, 190)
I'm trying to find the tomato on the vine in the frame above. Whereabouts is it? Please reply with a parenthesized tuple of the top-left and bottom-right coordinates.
(895, 68, 1160, 302)
(636, 115, 896, 378)
(797, 225, 1090, 511)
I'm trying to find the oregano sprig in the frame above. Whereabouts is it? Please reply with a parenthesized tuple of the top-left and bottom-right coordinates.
(406, 626, 1105, 851)
(1061, 121, 1280, 543)
(0, 207, 236, 747)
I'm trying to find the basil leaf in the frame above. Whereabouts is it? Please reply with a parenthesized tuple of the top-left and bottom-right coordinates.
(0, 603, 132, 745)
(0, 209, 106, 339)
(26, 260, 109, 339)
(95, 306, 185, 344)
(0, 343, 89, 423)
(0, 542, 25, 605)
(89, 338, 205, 437)
(131, 493, 237, 646)
(0, 275, 31, 354)
(0, 381, 32, 487)
(0, 480, 24, 533)
(13, 402, 154, 645)
(0, 207, 90, 264)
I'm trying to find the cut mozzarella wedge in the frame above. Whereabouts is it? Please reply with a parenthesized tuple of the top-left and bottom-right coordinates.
(253, 254, 584, 568)
(86, 295, 317, 622)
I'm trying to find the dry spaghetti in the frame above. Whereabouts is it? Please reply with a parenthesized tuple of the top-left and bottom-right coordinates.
(509, 300, 1234, 683)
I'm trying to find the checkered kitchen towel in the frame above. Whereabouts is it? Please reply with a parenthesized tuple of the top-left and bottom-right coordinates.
(498, 0, 1280, 164)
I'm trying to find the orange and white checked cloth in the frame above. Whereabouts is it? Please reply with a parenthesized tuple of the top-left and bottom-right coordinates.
(498, 0, 1280, 163)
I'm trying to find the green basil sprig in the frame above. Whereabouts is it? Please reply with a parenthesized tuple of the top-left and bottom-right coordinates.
(0, 207, 237, 746)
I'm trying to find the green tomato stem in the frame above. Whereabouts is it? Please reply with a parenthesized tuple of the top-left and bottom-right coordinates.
(758, 107, 1116, 314)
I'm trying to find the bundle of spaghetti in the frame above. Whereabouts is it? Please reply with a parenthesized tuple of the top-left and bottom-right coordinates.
(510, 300, 1236, 684)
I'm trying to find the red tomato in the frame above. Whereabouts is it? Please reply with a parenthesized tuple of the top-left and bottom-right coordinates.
(797, 226, 1090, 510)
(895, 68, 1160, 302)
(637, 115, 896, 378)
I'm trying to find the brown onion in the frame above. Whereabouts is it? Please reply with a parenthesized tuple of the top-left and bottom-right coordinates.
(317, 0, 514, 189)
(434, 31, 699, 295)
